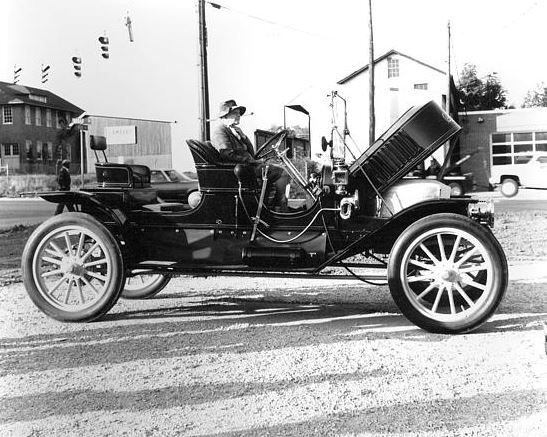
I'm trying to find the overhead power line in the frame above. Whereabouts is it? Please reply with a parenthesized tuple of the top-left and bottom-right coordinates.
(499, 0, 541, 31)
(206, 1, 321, 37)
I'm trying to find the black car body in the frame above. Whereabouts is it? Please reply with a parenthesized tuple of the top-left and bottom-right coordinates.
(22, 101, 508, 334)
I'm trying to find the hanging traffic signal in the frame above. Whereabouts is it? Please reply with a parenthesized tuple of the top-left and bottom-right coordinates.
(41, 64, 50, 83)
(98, 36, 109, 59)
(72, 56, 82, 78)
(13, 65, 22, 84)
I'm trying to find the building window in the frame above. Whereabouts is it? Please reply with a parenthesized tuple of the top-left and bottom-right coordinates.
(56, 111, 61, 128)
(35, 107, 42, 126)
(36, 140, 43, 161)
(47, 142, 53, 161)
(513, 132, 533, 142)
(2, 144, 20, 157)
(492, 156, 512, 166)
(491, 131, 547, 166)
(2, 106, 13, 124)
(414, 83, 428, 90)
(387, 57, 399, 78)
(46, 109, 52, 127)
(29, 94, 47, 103)
(25, 106, 31, 125)
(25, 140, 32, 160)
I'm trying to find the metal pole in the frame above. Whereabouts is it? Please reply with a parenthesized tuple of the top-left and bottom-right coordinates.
(80, 128, 84, 188)
(368, 0, 375, 146)
(198, 0, 211, 141)
(447, 21, 451, 115)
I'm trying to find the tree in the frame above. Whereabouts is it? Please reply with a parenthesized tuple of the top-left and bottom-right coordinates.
(522, 82, 547, 108)
(457, 63, 507, 110)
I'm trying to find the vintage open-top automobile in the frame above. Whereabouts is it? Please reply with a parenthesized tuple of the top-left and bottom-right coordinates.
(22, 100, 508, 334)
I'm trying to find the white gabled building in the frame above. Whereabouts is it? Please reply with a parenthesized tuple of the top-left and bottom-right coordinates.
(337, 50, 449, 151)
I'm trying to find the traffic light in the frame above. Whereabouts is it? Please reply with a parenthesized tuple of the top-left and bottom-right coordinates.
(13, 65, 22, 84)
(72, 56, 82, 78)
(41, 64, 50, 83)
(98, 36, 109, 59)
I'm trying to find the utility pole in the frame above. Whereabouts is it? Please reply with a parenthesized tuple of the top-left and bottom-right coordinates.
(447, 21, 451, 116)
(368, 0, 375, 146)
(198, 0, 211, 141)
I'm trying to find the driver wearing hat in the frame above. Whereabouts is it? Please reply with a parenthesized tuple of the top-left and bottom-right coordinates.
(212, 99, 289, 212)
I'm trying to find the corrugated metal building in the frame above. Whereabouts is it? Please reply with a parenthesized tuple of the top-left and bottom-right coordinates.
(83, 115, 172, 172)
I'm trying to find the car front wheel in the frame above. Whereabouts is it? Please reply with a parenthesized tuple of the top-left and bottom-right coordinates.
(22, 213, 125, 322)
(388, 213, 507, 334)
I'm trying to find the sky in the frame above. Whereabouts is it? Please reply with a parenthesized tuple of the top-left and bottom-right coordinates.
(2, 0, 547, 170)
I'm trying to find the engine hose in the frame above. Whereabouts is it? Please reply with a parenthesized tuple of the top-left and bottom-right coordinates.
(318, 199, 388, 285)
(238, 185, 339, 244)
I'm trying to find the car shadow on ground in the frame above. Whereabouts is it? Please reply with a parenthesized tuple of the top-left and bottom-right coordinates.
(2, 286, 545, 378)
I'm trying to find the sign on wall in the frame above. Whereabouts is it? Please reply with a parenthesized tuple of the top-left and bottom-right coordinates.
(105, 125, 137, 145)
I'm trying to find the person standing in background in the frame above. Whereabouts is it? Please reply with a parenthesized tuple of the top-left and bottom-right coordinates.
(55, 159, 75, 214)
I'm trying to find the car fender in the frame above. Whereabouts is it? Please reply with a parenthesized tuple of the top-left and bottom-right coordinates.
(38, 191, 128, 227)
(366, 199, 473, 254)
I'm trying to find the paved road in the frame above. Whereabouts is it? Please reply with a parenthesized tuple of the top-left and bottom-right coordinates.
(0, 198, 56, 228)
(1, 190, 546, 229)
(475, 189, 547, 212)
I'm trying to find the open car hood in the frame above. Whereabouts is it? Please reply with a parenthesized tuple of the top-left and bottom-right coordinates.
(349, 100, 461, 194)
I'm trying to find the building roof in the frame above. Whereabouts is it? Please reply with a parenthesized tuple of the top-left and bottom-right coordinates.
(0, 81, 84, 115)
(84, 114, 173, 124)
(337, 49, 446, 85)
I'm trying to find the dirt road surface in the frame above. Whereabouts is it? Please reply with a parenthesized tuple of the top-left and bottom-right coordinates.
(1, 271, 546, 436)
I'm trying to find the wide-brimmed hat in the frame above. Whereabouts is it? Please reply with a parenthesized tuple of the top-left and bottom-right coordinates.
(218, 99, 246, 118)
(61, 159, 71, 167)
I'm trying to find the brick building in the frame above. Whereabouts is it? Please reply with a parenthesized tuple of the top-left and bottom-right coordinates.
(0, 81, 84, 174)
(457, 107, 547, 190)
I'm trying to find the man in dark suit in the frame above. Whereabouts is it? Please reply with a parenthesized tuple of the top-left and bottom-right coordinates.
(212, 100, 289, 212)
(55, 159, 75, 214)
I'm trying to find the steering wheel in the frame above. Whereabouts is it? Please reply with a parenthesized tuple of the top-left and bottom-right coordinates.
(254, 129, 290, 160)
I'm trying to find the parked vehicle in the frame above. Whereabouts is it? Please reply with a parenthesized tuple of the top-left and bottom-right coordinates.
(150, 169, 199, 203)
(490, 154, 547, 197)
(21, 100, 507, 334)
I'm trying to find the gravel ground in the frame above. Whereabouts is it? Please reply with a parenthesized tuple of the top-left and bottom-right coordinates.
(0, 209, 546, 436)
(0, 272, 546, 436)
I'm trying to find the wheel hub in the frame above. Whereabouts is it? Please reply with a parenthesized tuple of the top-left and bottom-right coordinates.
(440, 268, 459, 283)
(60, 256, 86, 278)
(70, 263, 86, 277)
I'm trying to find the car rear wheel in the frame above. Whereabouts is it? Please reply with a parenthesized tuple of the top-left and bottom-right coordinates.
(22, 213, 125, 322)
(121, 273, 171, 299)
(500, 178, 518, 197)
(388, 213, 507, 334)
